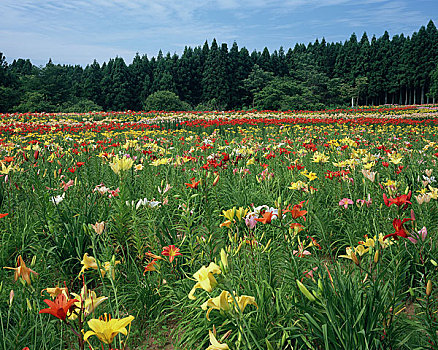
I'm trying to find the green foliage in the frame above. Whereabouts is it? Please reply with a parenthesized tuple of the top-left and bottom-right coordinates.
(143, 90, 191, 111)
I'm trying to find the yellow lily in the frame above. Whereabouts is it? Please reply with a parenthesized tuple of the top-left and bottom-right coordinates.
(41, 286, 68, 298)
(246, 157, 256, 166)
(188, 262, 221, 300)
(235, 207, 249, 221)
(109, 155, 134, 175)
(207, 329, 230, 350)
(355, 244, 369, 256)
(234, 294, 258, 313)
(201, 290, 232, 321)
(78, 253, 99, 277)
(70, 286, 107, 320)
(222, 208, 235, 222)
(339, 247, 354, 260)
(84, 313, 134, 345)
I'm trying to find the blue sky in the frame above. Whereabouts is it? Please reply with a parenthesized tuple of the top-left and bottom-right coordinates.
(0, 0, 436, 67)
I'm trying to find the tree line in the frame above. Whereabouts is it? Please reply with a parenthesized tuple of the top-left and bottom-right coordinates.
(1, 20, 438, 112)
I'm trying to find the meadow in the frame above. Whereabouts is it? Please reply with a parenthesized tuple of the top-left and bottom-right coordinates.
(1, 106, 438, 350)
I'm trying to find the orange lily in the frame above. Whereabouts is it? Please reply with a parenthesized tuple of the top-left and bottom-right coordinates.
(39, 293, 78, 321)
(3, 255, 38, 285)
(185, 177, 201, 189)
(255, 211, 275, 224)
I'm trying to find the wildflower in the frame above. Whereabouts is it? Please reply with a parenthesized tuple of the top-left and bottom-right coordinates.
(49, 192, 65, 205)
(283, 203, 307, 220)
(339, 247, 354, 260)
(143, 259, 158, 274)
(361, 169, 376, 182)
(235, 207, 249, 221)
(289, 223, 304, 235)
(70, 286, 107, 320)
(90, 221, 105, 235)
(3, 255, 38, 285)
(201, 290, 232, 320)
(339, 198, 353, 209)
(408, 227, 428, 244)
(41, 286, 68, 298)
(388, 152, 403, 165)
(383, 217, 413, 241)
(356, 194, 372, 208)
(222, 208, 235, 221)
(84, 313, 134, 345)
(207, 329, 230, 350)
(161, 245, 182, 263)
(301, 170, 318, 181)
(220, 220, 232, 228)
(383, 191, 412, 208)
(188, 262, 221, 300)
(39, 293, 78, 321)
(60, 179, 74, 191)
(245, 215, 257, 229)
(158, 183, 173, 196)
(428, 186, 438, 199)
(415, 193, 431, 205)
(312, 151, 329, 163)
(78, 253, 104, 278)
(255, 211, 275, 224)
(0, 213, 8, 219)
(185, 177, 201, 189)
(109, 155, 134, 175)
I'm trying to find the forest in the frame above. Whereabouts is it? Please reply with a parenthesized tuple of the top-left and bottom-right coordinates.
(1, 20, 438, 112)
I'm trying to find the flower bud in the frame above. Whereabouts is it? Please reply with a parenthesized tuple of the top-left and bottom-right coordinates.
(9, 290, 14, 306)
(426, 280, 432, 297)
(296, 280, 316, 302)
(213, 174, 220, 186)
(374, 250, 379, 263)
(351, 252, 360, 266)
(220, 248, 228, 272)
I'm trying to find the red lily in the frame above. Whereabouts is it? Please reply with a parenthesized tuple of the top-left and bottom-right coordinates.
(383, 191, 412, 209)
(161, 245, 182, 263)
(383, 217, 413, 241)
(39, 293, 78, 321)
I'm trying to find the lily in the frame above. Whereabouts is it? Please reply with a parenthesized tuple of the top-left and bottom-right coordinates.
(4, 255, 38, 285)
(207, 329, 230, 350)
(84, 313, 134, 345)
(188, 262, 221, 300)
(161, 245, 182, 263)
(39, 293, 78, 321)
(70, 286, 107, 320)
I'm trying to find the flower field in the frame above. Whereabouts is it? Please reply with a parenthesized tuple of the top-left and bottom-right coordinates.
(1, 106, 438, 349)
